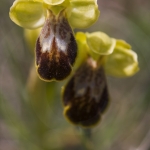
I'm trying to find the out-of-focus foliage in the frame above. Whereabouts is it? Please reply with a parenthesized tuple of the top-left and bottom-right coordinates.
(0, 0, 150, 150)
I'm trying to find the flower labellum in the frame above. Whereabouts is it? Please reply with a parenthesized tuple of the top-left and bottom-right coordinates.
(62, 57, 109, 128)
(36, 9, 77, 81)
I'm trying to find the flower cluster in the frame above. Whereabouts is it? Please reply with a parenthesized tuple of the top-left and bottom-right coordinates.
(9, 0, 139, 128)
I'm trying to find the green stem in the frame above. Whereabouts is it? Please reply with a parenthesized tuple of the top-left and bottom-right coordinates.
(77, 127, 95, 150)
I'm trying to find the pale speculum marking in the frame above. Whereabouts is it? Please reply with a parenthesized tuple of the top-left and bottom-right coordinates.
(35, 9, 77, 81)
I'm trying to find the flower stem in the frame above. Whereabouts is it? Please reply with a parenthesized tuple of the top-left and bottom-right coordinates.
(77, 127, 95, 150)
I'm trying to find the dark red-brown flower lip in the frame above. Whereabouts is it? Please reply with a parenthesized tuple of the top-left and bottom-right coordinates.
(35, 9, 77, 81)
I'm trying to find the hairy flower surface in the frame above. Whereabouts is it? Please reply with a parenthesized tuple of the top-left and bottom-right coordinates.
(36, 9, 77, 81)
(9, 0, 100, 29)
(62, 57, 109, 128)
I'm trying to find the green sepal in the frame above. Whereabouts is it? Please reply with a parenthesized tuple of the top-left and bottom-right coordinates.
(9, 0, 45, 29)
(105, 40, 139, 77)
(86, 32, 116, 56)
(67, 0, 100, 29)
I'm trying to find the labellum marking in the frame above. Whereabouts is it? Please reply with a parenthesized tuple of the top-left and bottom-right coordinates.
(63, 57, 109, 127)
(36, 9, 77, 81)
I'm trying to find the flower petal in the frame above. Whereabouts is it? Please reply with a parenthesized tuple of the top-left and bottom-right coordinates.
(62, 57, 109, 127)
(67, 0, 100, 29)
(105, 46, 139, 77)
(86, 32, 116, 55)
(115, 39, 131, 49)
(43, 0, 65, 5)
(35, 10, 77, 81)
(9, 0, 45, 29)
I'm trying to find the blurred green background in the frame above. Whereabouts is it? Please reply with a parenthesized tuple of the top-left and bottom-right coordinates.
(0, 0, 150, 150)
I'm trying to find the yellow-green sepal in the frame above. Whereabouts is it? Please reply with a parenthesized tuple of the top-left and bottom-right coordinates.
(105, 40, 139, 77)
(86, 32, 116, 56)
(9, 0, 45, 29)
(67, 0, 100, 29)
(116, 39, 131, 49)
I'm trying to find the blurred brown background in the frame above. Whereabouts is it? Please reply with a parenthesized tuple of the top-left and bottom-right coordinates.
(0, 0, 150, 150)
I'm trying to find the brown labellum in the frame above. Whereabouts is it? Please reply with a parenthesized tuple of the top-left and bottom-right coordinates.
(35, 9, 77, 81)
(62, 57, 109, 128)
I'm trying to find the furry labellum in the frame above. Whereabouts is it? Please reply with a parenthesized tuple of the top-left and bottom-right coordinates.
(36, 9, 77, 81)
(63, 57, 109, 128)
